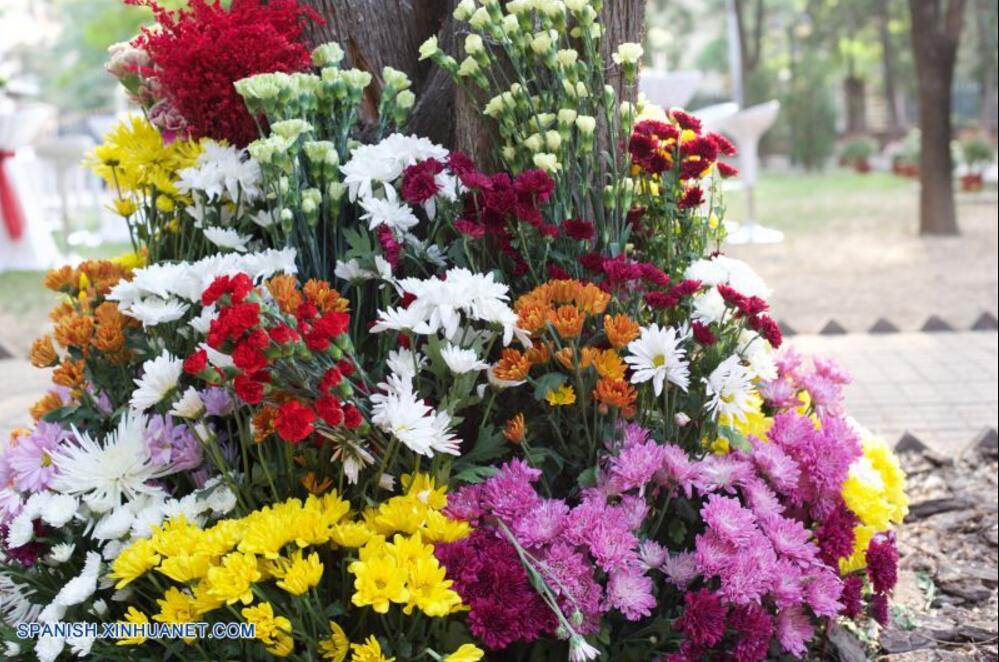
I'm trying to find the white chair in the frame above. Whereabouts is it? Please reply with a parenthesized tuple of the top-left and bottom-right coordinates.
(34, 134, 97, 241)
(719, 100, 783, 245)
(692, 102, 739, 132)
(638, 70, 703, 111)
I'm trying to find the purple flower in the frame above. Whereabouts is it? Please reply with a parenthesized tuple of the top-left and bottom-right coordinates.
(749, 436, 800, 496)
(701, 494, 759, 546)
(812, 356, 850, 385)
(868, 592, 889, 626)
(586, 520, 641, 573)
(606, 568, 656, 620)
(5, 423, 70, 493)
(775, 348, 803, 379)
(144, 415, 204, 470)
(655, 443, 699, 497)
(740, 476, 784, 518)
(718, 552, 775, 605)
(481, 459, 542, 522)
(538, 543, 605, 634)
(815, 502, 858, 564)
(201, 387, 234, 416)
(803, 568, 843, 617)
(758, 513, 819, 565)
(512, 498, 569, 548)
(776, 605, 814, 657)
(608, 439, 668, 493)
(663, 551, 699, 589)
(0, 488, 23, 525)
(444, 483, 485, 523)
(865, 532, 899, 595)
(694, 455, 753, 494)
(840, 574, 864, 618)
(728, 603, 774, 662)
(758, 378, 801, 409)
(638, 540, 667, 569)
(769, 559, 804, 608)
(675, 588, 727, 647)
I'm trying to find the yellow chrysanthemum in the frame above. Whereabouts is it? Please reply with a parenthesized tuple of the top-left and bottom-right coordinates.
(110, 538, 160, 589)
(204, 551, 261, 605)
(443, 644, 485, 662)
(275, 550, 324, 595)
(115, 607, 149, 647)
(242, 602, 293, 654)
(420, 510, 471, 543)
(157, 553, 213, 583)
(350, 635, 394, 662)
(404, 555, 464, 617)
(349, 547, 410, 613)
(545, 384, 576, 406)
(153, 587, 198, 625)
(318, 621, 350, 662)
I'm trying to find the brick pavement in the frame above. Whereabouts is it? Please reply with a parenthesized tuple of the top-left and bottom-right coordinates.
(2, 332, 997, 455)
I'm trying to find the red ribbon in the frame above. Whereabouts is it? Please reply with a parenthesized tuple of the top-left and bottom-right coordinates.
(0, 149, 25, 241)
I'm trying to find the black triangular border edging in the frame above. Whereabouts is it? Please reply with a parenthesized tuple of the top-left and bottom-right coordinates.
(869, 318, 899, 334)
(819, 320, 848, 335)
(971, 312, 999, 331)
(921, 315, 954, 332)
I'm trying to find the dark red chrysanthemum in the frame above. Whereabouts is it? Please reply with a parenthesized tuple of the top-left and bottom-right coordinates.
(676, 589, 727, 647)
(127, 0, 321, 145)
(865, 533, 899, 595)
(401, 158, 445, 205)
(562, 218, 595, 241)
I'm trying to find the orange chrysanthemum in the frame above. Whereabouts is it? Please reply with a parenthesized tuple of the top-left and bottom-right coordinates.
(252, 405, 279, 443)
(29, 335, 59, 368)
(52, 358, 86, 391)
(525, 342, 551, 366)
(554, 347, 575, 370)
(30, 391, 67, 421)
(604, 314, 640, 349)
(78, 260, 132, 295)
(503, 413, 526, 444)
(301, 471, 335, 495)
(594, 378, 637, 417)
(303, 279, 349, 313)
(44, 266, 77, 293)
(54, 314, 95, 351)
(516, 303, 550, 335)
(547, 305, 585, 339)
(493, 348, 532, 382)
(267, 274, 304, 314)
(591, 349, 627, 381)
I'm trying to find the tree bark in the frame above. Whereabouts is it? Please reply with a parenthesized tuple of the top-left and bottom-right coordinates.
(843, 74, 867, 134)
(878, 0, 902, 135)
(299, 0, 646, 162)
(733, 0, 765, 105)
(908, 0, 966, 235)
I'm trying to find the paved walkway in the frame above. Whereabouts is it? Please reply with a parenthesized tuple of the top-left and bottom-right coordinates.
(2, 332, 998, 455)
(791, 331, 998, 455)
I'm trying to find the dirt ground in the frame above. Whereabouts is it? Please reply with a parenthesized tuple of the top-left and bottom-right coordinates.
(728, 193, 999, 334)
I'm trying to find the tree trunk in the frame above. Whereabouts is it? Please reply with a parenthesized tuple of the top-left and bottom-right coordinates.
(299, 0, 646, 162)
(843, 75, 867, 134)
(733, 0, 765, 105)
(878, 0, 902, 135)
(908, 0, 966, 235)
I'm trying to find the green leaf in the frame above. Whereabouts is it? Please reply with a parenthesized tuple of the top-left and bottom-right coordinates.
(452, 425, 508, 468)
(452, 465, 500, 484)
(718, 423, 751, 452)
(532, 372, 568, 400)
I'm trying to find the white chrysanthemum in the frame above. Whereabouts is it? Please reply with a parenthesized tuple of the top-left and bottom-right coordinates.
(569, 635, 601, 662)
(370, 379, 460, 457)
(684, 255, 771, 299)
(34, 635, 64, 662)
(334, 256, 394, 284)
(385, 348, 426, 383)
(704, 354, 756, 422)
(738, 330, 777, 381)
(122, 297, 190, 327)
(49, 411, 172, 513)
(67, 634, 95, 658)
(340, 133, 448, 201)
(372, 268, 524, 345)
(177, 140, 262, 202)
(93, 505, 136, 540)
(625, 324, 690, 395)
(204, 226, 252, 252)
(53, 551, 101, 607)
(360, 187, 419, 232)
(38, 493, 78, 527)
(5, 512, 35, 547)
(130, 350, 183, 411)
(440, 344, 489, 374)
(48, 542, 76, 564)
(0, 574, 41, 625)
(691, 287, 726, 324)
(189, 305, 218, 334)
(171, 387, 205, 419)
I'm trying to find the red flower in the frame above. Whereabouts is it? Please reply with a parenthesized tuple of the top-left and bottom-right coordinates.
(234, 373, 265, 404)
(580, 252, 605, 272)
(454, 219, 486, 239)
(638, 263, 671, 288)
(562, 218, 595, 241)
(319, 366, 342, 392)
(315, 394, 344, 426)
(201, 272, 254, 306)
(678, 187, 705, 210)
(692, 321, 717, 346)
(547, 264, 570, 280)
(337, 359, 355, 377)
(268, 323, 299, 344)
(275, 400, 316, 442)
(208, 301, 261, 348)
(296, 300, 318, 322)
(708, 132, 737, 156)
(716, 161, 739, 178)
(401, 158, 444, 205)
(232, 341, 268, 373)
(513, 168, 555, 202)
(669, 108, 703, 133)
(644, 291, 677, 309)
(342, 403, 363, 429)
(127, 0, 321, 145)
(376, 225, 402, 268)
(184, 349, 208, 375)
(448, 151, 493, 189)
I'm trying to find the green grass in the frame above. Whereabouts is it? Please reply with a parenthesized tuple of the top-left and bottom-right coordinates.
(721, 169, 916, 235)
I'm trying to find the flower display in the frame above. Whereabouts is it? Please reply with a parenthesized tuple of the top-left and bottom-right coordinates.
(2, 1, 907, 661)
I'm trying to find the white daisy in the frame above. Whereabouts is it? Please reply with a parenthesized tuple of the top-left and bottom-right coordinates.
(49, 411, 172, 513)
(703, 354, 756, 422)
(440, 344, 489, 374)
(625, 324, 690, 395)
(130, 350, 183, 411)
(122, 297, 190, 327)
(203, 226, 252, 252)
(360, 187, 419, 232)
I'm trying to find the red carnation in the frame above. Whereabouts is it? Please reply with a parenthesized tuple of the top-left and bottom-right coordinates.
(268, 323, 299, 344)
(547, 264, 570, 280)
(319, 366, 342, 392)
(183, 349, 208, 375)
(343, 404, 363, 429)
(644, 291, 678, 309)
(127, 0, 321, 145)
(376, 225, 402, 268)
(562, 218, 595, 241)
(315, 394, 344, 426)
(337, 359, 355, 377)
(580, 252, 605, 272)
(233, 373, 265, 404)
(232, 341, 268, 373)
(513, 168, 555, 202)
(401, 158, 444, 205)
(275, 400, 316, 442)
